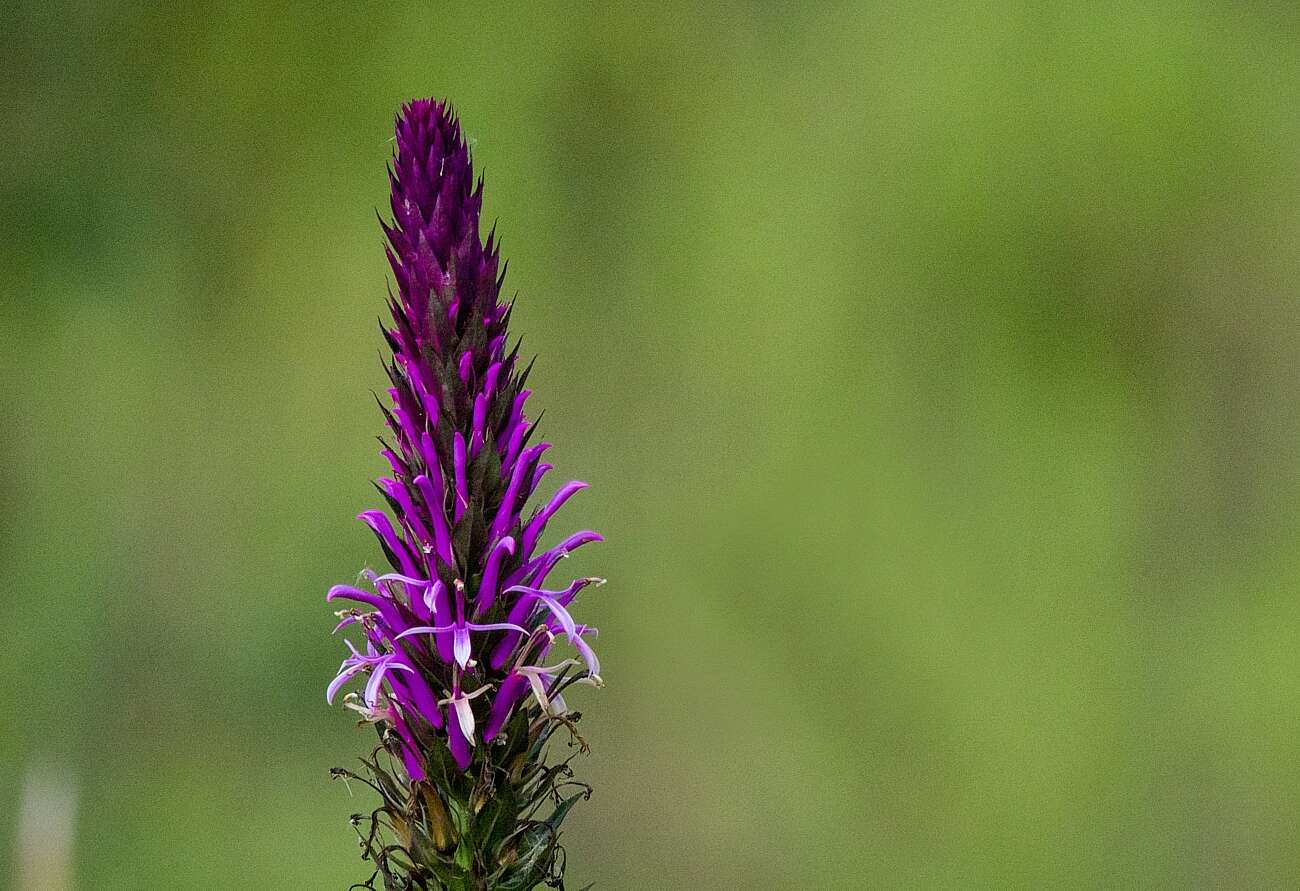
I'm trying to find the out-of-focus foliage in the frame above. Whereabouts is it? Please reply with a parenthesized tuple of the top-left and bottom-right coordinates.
(3, 2, 1300, 887)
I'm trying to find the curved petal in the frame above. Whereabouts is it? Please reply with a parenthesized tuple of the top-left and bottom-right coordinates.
(452, 433, 468, 523)
(372, 572, 432, 589)
(326, 664, 362, 704)
(527, 462, 553, 500)
(447, 700, 472, 770)
(476, 535, 516, 614)
(393, 624, 447, 640)
(519, 481, 588, 561)
(413, 474, 454, 567)
(505, 586, 585, 635)
(483, 672, 527, 743)
(433, 581, 454, 663)
(389, 653, 443, 729)
(364, 660, 390, 707)
(505, 530, 602, 591)
(466, 621, 530, 634)
(570, 631, 601, 679)
(470, 391, 487, 457)
(389, 707, 427, 782)
(358, 510, 419, 577)
(327, 585, 407, 636)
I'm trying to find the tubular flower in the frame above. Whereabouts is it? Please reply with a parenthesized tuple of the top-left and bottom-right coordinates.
(325, 99, 605, 890)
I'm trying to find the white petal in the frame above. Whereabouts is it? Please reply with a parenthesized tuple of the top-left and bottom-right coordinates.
(454, 696, 477, 745)
(453, 627, 471, 669)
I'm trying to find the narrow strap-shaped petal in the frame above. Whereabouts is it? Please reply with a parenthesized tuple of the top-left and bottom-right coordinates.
(527, 592, 576, 639)
(413, 473, 455, 566)
(519, 481, 589, 561)
(326, 663, 363, 704)
(380, 448, 406, 479)
(466, 621, 530, 634)
(490, 582, 591, 669)
(371, 571, 427, 586)
(483, 361, 502, 402)
(527, 462, 553, 500)
(358, 509, 419, 578)
(521, 669, 553, 712)
(393, 624, 446, 639)
(326, 585, 408, 637)
(377, 479, 433, 579)
(500, 390, 531, 464)
(500, 416, 528, 475)
(447, 697, 473, 770)
(388, 707, 427, 782)
(483, 672, 527, 743)
(416, 431, 441, 485)
(364, 660, 391, 707)
(508, 577, 597, 609)
(469, 391, 487, 458)
(488, 443, 548, 546)
(452, 432, 468, 523)
(569, 630, 601, 679)
(475, 535, 515, 614)
(389, 651, 443, 729)
(433, 580, 454, 663)
(508, 530, 603, 590)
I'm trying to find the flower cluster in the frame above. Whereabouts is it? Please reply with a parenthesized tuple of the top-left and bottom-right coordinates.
(325, 99, 603, 780)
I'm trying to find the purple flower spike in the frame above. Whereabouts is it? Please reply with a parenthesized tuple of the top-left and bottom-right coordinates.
(324, 99, 607, 887)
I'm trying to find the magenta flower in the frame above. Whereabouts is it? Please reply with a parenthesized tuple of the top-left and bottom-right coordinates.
(324, 99, 605, 889)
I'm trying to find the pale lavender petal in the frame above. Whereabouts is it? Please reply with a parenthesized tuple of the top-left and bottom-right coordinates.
(393, 624, 445, 640)
(326, 664, 362, 704)
(465, 621, 530, 634)
(570, 632, 601, 678)
(364, 660, 390, 707)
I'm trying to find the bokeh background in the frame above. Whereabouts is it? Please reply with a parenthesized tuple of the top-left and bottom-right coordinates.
(4, 2, 1300, 887)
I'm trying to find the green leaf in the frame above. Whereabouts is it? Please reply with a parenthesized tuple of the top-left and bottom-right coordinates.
(546, 790, 587, 831)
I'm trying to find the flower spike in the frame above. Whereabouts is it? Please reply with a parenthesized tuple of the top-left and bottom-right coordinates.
(323, 98, 607, 888)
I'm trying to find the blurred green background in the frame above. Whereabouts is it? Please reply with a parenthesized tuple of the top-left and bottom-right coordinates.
(3, 2, 1300, 887)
